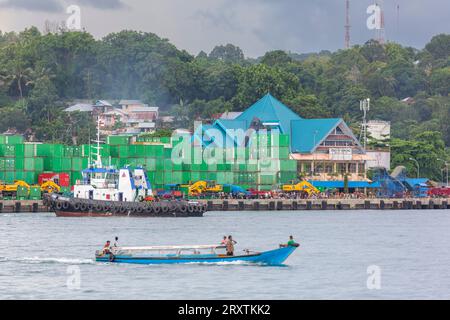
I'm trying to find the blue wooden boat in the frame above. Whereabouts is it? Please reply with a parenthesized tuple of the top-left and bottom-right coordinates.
(95, 243, 298, 266)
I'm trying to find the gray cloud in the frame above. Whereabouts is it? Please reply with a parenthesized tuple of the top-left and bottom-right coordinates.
(0, 0, 126, 12)
(0, 0, 63, 12)
(73, 0, 126, 10)
(0, 0, 448, 57)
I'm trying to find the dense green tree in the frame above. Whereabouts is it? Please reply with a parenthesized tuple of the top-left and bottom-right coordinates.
(209, 44, 245, 63)
(260, 50, 293, 67)
(233, 64, 299, 108)
(425, 34, 450, 61)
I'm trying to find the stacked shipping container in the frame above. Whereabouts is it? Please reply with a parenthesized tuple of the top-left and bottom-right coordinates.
(0, 133, 298, 195)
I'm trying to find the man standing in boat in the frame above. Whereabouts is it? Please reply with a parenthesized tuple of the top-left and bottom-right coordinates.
(226, 235, 237, 256)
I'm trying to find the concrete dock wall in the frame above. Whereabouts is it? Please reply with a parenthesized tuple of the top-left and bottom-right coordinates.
(201, 198, 450, 211)
(1, 198, 449, 213)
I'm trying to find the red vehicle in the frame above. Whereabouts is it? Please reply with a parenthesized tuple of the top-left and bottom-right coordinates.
(428, 187, 450, 197)
(38, 173, 70, 187)
(247, 188, 275, 199)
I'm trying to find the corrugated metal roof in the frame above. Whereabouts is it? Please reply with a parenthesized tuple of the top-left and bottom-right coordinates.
(137, 122, 156, 128)
(220, 112, 242, 120)
(403, 178, 429, 188)
(126, 106, 159, 112)
(119, 100, 143, 105)
(64, 103, 94, 112)
(95, 100, 113, 107)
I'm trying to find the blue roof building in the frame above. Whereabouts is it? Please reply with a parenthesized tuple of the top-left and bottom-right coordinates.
(195, 93, 373, 184)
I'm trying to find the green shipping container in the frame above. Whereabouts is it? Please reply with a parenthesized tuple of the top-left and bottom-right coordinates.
(4, 159, 15, 170)
(30, 186, 42, 200)
(107, 135, 130, 145)
(0, 145, 16, 157)
(24, 144, 37, 157)
(280, 160, 297, 172)
(0, 135, 24, 145)
(119, 145, 129, 158)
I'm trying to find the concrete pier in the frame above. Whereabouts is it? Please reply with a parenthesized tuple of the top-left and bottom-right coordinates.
(202, 198, 450, 212)
(1, 198, 449, 214)
(0, 200, 46, 213)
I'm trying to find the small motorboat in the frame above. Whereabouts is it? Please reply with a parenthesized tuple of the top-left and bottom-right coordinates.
(95, 243, 298, 266)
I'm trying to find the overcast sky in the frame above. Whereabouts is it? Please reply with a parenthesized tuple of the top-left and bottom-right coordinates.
(0, 0, 448, 57)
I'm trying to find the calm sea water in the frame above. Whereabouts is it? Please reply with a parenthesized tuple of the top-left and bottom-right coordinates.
(1, 210, 450, 300)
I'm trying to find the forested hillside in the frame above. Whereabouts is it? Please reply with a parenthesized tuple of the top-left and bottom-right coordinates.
(0, 28, 449, 179)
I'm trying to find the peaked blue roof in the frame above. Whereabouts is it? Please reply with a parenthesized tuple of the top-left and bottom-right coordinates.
(235, 93, 302, 134)
(193, 94, 357, 153)
(291, 118, 342, 153)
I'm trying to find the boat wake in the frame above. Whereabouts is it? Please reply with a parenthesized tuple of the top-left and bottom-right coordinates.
(1, 256, 95, 265)
(179, 261, 272, 267)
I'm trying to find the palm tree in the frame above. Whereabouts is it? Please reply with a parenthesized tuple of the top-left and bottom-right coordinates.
(0, 60, 33, 99)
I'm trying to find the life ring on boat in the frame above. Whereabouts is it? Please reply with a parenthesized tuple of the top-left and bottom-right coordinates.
(187, 205, 195, 213)
(178, 203, 188, 213)
(80, 203, 88, 211)
(136, 205, 144, 214)
(55, 201, 63, 210)
(87, 203, 94, 211)
(168, 202, 177, 212)
(102, 205, 110, 212)
(73, 202, 81, 211)
(153, 204, 161, 214)
(94, 203, 103, 212)
(119, 205, 127, 214)
(145, 204, 154, 214)
(62, 202, 70, 210)
(161, 204, 170, 214)
(202, 203, 208, 212)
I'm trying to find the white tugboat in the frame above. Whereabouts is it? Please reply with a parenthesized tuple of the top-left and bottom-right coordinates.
(44, 119, 206, 217)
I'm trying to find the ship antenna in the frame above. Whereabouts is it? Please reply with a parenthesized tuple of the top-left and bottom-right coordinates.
(91, 116, 104, 168)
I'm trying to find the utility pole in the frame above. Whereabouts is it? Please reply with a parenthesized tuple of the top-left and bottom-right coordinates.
(345, 0, 351, 49)
(360, 98, 370, 150)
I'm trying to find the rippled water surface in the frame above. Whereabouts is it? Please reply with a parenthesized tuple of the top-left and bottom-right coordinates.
(1, 210, 450, 299)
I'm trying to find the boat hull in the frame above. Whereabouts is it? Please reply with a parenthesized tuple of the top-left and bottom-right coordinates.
(44, 194, 206, 218)
(96, 246, 297, 266)
(55, 210, 113, 217)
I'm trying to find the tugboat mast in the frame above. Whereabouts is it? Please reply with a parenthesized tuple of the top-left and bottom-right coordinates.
(91, 117, 103, 169)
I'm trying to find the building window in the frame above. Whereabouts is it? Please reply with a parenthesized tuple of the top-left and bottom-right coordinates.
(301, 162, 312, 174)
(349, 163, 357, 173)
(358, 163, 365, 174)
(325, 163, 333, 173)
(337, 163, 347, 174)
(315, 163, 324, 173)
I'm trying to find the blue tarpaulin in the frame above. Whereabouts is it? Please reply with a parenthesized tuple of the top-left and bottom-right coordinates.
(311, 181, 381, 189)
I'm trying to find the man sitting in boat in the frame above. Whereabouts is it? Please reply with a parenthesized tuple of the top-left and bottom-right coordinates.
(113, 237, 119, 248)
(226, 235, 237, 256)
(280, 236, 300, 248)
(102, 241, 112, 255)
